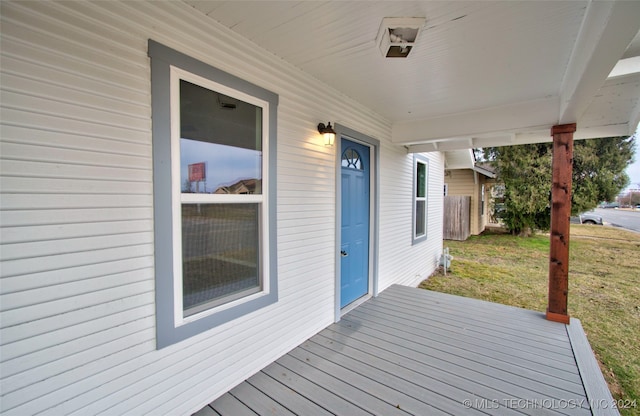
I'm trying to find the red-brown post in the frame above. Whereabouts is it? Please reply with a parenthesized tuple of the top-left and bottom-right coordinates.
(547, 123, 576, 324)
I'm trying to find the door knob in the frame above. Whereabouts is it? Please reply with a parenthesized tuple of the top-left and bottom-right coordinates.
(341, 250, 348, 257)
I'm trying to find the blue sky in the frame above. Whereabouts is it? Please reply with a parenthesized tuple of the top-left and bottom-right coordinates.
(180, 139, 261, 192)
(624, 123, 640, 190)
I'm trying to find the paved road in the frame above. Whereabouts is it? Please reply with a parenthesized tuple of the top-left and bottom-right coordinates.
(591, 208, 640, 233)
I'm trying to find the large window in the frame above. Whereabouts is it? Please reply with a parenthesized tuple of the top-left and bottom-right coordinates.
(149, 41, 278, 348)
(413, 155, 428, 244)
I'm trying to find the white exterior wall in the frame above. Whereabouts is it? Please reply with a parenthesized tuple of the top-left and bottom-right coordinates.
(379, 143, 444, 290)
(0, 1, 444, 415)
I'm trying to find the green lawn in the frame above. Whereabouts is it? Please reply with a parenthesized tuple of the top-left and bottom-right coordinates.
(420, 225, 640, 415)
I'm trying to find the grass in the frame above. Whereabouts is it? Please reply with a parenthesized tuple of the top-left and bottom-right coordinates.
(420, 225, 640, 415)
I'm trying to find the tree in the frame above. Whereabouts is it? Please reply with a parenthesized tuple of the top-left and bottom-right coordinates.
(572, 137, 635, 212)
(486, 136, 635, 235)
(485, 144, 552, 235)
(183, 178, 194, 193)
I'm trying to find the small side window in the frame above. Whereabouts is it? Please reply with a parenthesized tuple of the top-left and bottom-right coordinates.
(412, 155, 428, 244)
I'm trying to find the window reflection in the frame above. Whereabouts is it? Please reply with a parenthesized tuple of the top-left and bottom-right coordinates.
(180, 139, 262, 194)
(180, 80, 262, 194)
(416, 162, 426, 198)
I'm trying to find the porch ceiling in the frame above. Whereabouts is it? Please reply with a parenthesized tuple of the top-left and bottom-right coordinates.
(186, 1, 640, 151)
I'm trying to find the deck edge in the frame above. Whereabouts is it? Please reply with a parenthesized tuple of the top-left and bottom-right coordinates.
(566, 318, 620, 416)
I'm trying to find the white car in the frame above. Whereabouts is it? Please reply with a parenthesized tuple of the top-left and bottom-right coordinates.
(570, 212, 603, 225)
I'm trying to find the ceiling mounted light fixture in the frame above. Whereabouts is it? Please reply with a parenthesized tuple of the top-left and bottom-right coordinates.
(376, 17, 426, 58)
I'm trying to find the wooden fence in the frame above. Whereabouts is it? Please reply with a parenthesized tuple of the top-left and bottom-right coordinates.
(444, 195, 471, 240)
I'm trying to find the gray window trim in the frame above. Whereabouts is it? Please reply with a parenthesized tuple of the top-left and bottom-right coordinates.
(412, 154, 429, 245)
(149, 40, 278, 349)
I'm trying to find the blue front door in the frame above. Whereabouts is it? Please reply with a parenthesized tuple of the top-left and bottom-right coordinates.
(340, 138, 370, 308)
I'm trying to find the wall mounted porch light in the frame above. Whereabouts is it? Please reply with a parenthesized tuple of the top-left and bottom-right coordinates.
(318, 122, 336, 146)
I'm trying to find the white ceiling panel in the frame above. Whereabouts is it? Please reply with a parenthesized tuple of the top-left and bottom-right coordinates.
(184, 1, 640, 148)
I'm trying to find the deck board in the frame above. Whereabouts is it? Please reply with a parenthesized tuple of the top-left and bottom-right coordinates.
(277, 353, 410, 416)
(198, 285, 617, 416)
(352, 300, 578, 365)
(298, 337, 463, 415)
(303, 333, 521, 416)
(318, 325, 584, 398)
(228, 382, 297, 416)
(245, 372, 334, 416)
(315, 327, 579, 416)
(383, 287, 574, 347)
(566, 319, 620, 416)
(209, 392, 257, 416)
(319, 324, 587, 408)
(344, 307, 581, 381)
(261, 361, 372, 416)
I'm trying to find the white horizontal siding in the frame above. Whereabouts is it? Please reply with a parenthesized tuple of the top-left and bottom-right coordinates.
(0, 1, 444, 415)
(0, 125, 150, 157)
(0, 220, 153, 245)
(378, 145, 444, 291)
(0, 139, 151, 169)
(0, 207, 153, 228)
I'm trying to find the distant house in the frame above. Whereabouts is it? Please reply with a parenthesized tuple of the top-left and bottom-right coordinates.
(214, 178, 260, 194)
(443, 150, 496, 239)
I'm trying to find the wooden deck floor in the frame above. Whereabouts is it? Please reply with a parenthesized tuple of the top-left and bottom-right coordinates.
(195, 285, 618, 416)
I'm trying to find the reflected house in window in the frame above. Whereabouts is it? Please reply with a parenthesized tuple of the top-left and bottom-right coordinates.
(214, 178, 259, 195)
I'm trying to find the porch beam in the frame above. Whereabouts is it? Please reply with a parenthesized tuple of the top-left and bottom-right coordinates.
(559, 1, 640, 124)
(547, 123, 576, 324)
(391, 97, 558, 145)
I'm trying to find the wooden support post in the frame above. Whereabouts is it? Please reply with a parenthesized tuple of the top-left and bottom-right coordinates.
(547, 123, 576, 324)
